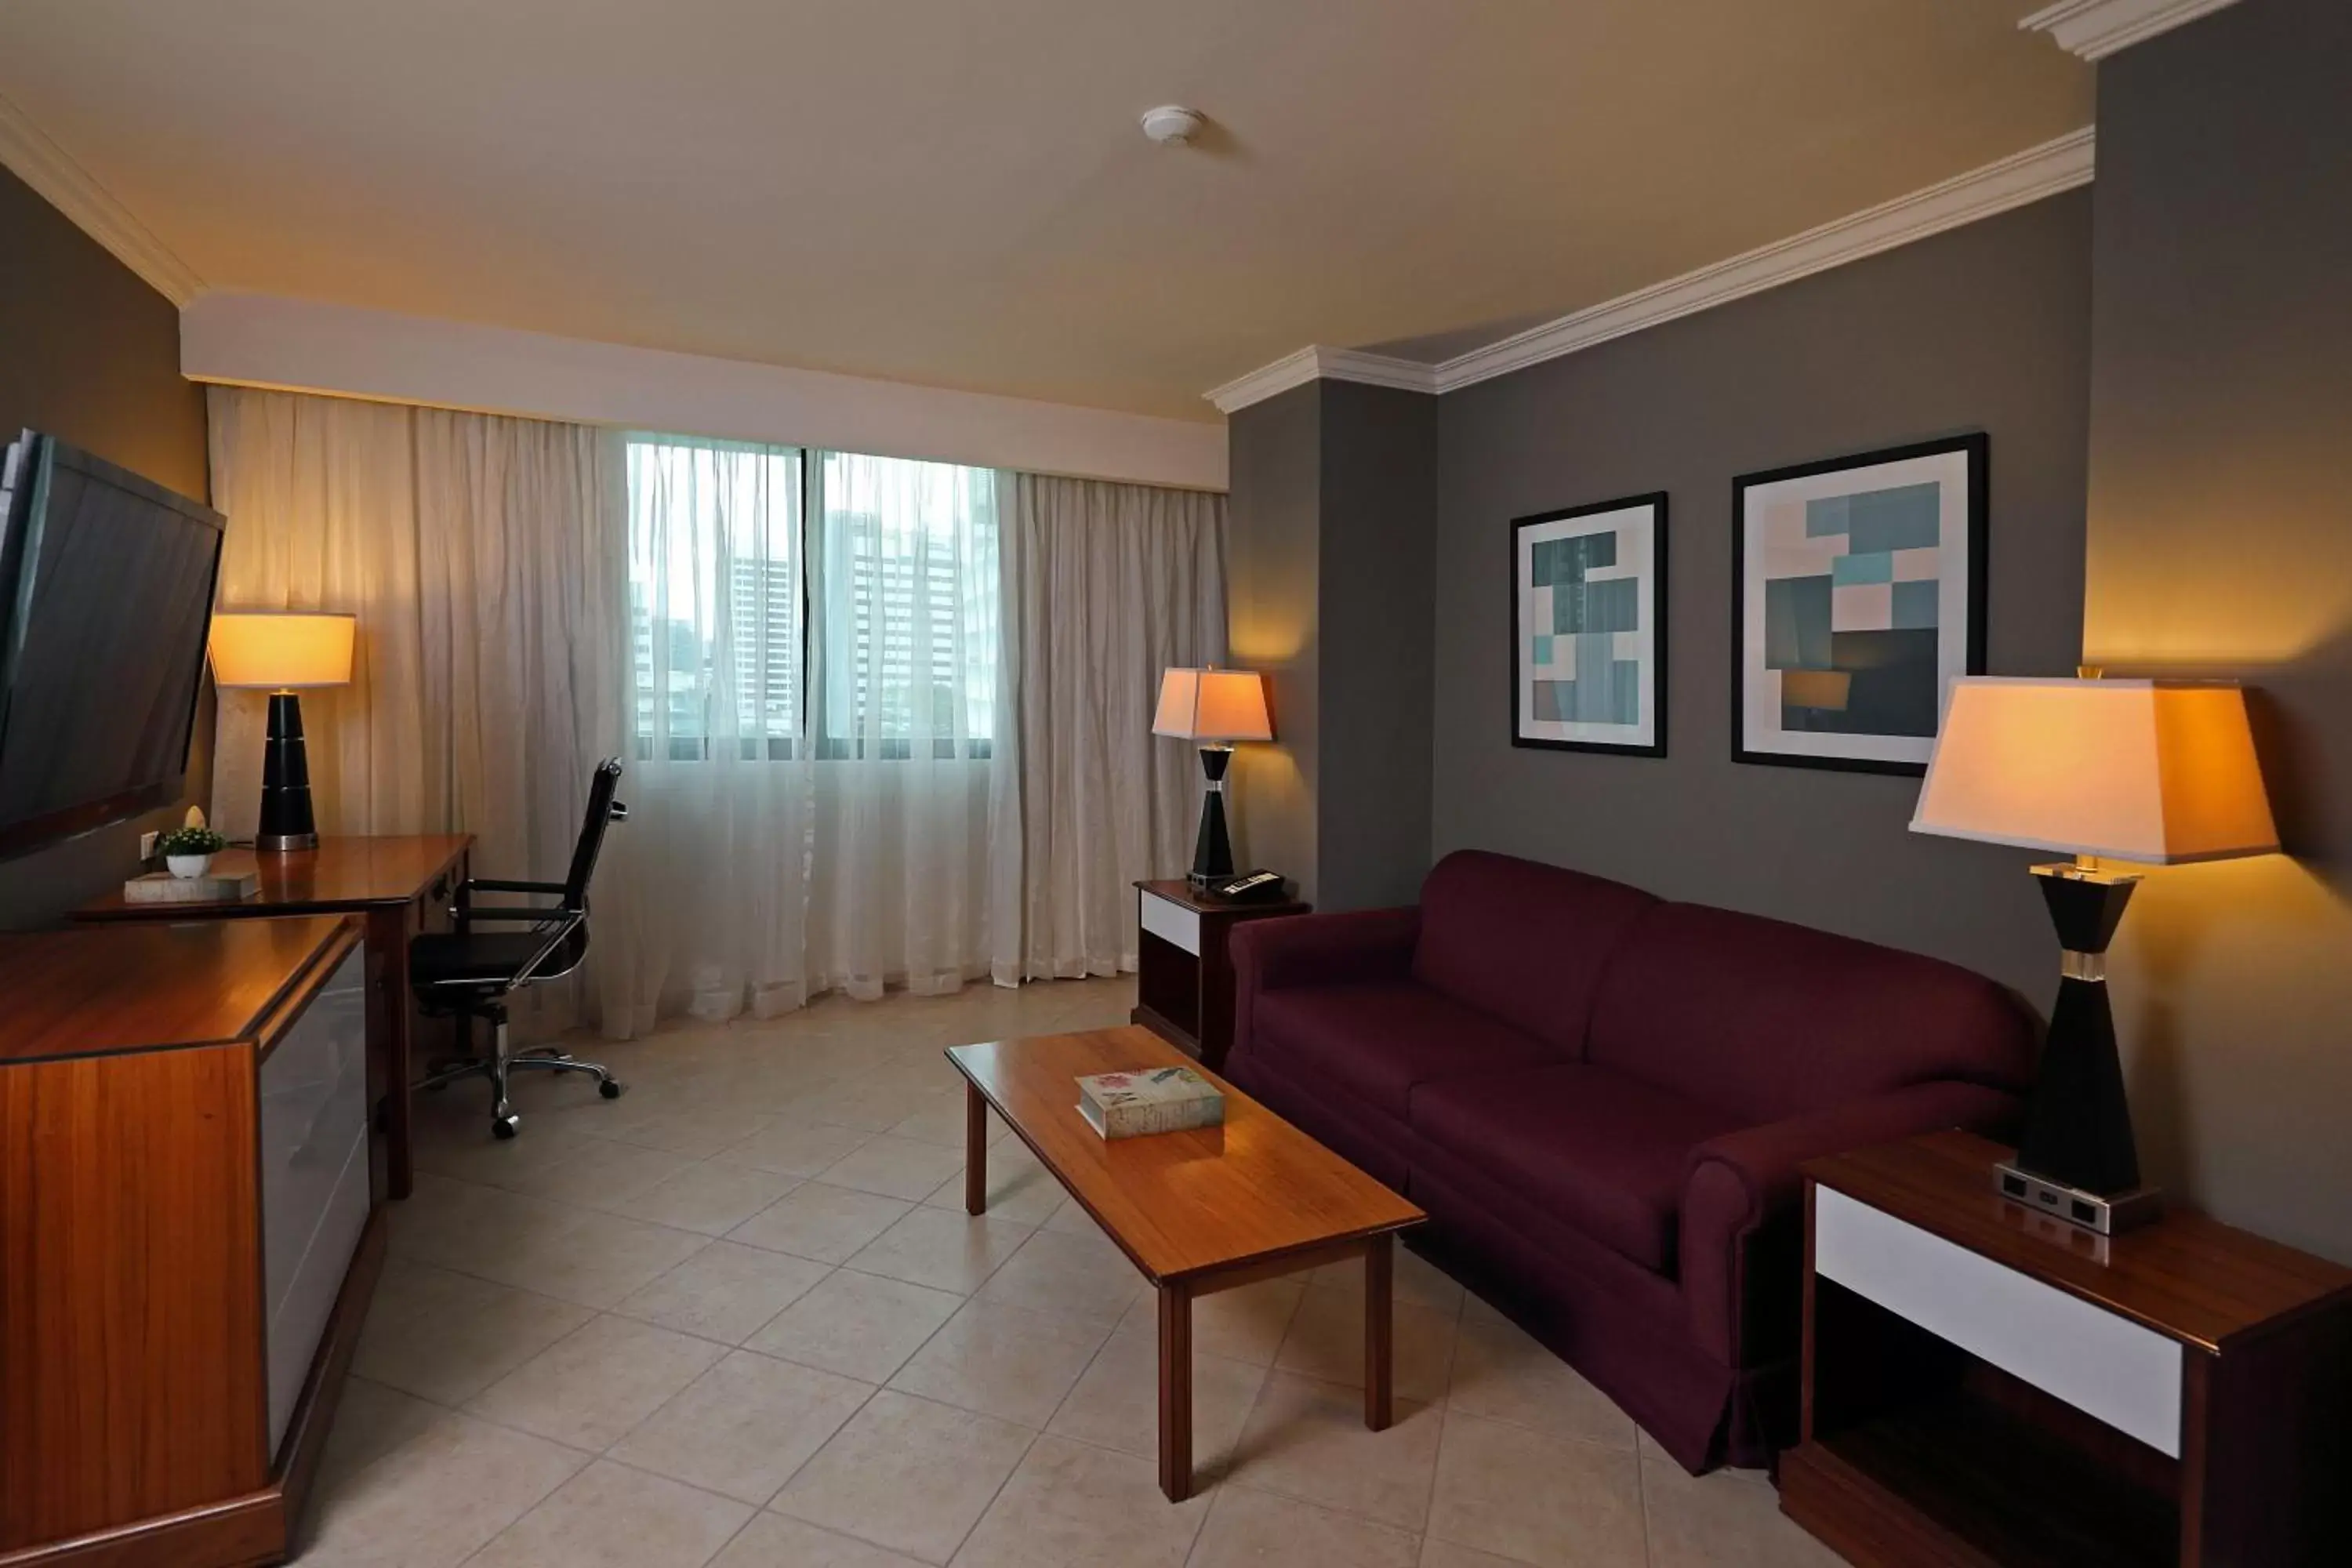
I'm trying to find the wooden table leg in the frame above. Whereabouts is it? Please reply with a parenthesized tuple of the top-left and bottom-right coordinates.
(1364, 1233, 1393, 1432)
(1159, 1281, 1194, 1502)
(368, 906, 416, 1200)
(964, 1081, 988, 1216)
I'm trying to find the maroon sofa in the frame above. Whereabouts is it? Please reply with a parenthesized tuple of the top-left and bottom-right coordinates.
(1225, 849, 2037, 1472)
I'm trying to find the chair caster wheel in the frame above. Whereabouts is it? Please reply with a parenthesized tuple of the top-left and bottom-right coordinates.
(600, 1080, 626, 1099)
(492, 1114, 520, 1139)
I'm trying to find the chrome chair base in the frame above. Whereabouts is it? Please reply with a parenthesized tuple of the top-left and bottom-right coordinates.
(421, 1016, 623, 1138)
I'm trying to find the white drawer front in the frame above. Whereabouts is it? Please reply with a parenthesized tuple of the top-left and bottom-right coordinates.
(260, 947, 371, 1452)
(1140, 891, 1200, 956)
(1814, 1186, 2183, 1456)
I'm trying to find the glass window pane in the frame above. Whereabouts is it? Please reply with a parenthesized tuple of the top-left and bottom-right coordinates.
(626, 437, 804, 758)
(816, 452, 997, 755)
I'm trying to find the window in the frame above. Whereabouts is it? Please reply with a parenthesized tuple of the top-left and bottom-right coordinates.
(815, 451, 998, 758)
(626, 436, 997, 760)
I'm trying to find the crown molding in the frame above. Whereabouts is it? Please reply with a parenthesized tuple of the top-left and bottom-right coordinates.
(0, 92, 203, 307)
(2020, 0, 2243, 60)
(1205, 345, 1433, 414)
(1434, 128, 2094, 394)
(1204, 128, 2095, 414)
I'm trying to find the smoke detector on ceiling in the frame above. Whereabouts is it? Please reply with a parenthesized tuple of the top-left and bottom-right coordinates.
(1140, 106, 1205, 147)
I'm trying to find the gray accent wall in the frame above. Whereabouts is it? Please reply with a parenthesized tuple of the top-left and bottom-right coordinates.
(1226, 382, 1323, 899)
(1218, 6, 2351, 1258)
(0, 166, 212, 929)
(1428, 191, 2094, 1004)
(1317, 381, 1436, 911)
(1225, 379, 1435, 909)
(2078, 0, 2352, 1262)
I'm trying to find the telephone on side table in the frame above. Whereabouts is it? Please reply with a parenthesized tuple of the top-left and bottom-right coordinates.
(1197, 868, 1289, 905)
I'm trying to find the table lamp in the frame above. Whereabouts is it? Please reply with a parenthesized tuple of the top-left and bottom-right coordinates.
(1911, 674, 2277, 1233)
(208, 612, 357, 852)
(1153, 666, 1273, 888)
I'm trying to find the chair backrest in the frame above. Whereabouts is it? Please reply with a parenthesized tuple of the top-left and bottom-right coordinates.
(562, 758, 628, 908)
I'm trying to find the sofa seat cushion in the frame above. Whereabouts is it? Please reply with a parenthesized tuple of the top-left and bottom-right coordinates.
(1411, 1064, 1744, 1276)
(1250, 981, 1553, 1122)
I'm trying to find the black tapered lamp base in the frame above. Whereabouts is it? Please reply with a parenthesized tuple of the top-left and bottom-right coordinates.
(1998, 862, 2163, 1235)
(256, 690, 320, 852)
(1186, 745, 1236, 890)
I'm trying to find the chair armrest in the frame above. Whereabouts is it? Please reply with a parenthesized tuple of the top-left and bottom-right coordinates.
(1225, 907, 1419, 1083)
(464, 878, 568, 895)
(1679, 1080, 2024, 1368)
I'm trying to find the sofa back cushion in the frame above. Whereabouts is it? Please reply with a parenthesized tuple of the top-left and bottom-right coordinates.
(1585, 902, 2038, 1124)
(1411, 850, 1659, 1058)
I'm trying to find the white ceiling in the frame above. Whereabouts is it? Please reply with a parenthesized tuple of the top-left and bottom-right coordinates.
(0, 2, 2088, 422)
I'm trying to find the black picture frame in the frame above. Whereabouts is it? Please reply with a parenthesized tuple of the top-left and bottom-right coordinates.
(1730, 432, 1987, 776)
(1510, 491, 1669, 757)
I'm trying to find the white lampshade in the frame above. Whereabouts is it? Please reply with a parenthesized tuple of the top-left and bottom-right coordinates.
(1152, 667, 1273, 743)
(209, 612, 358, 689)
(1911, 677, 2277, 864)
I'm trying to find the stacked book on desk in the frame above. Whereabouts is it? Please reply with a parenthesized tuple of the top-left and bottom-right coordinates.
(123, 866, 261, 904)
(1076, 1065, 1225, 1139)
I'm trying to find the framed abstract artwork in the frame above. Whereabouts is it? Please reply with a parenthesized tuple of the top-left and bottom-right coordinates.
(1732, 433, 1986, 775)
(1512, 492, 1668, 756)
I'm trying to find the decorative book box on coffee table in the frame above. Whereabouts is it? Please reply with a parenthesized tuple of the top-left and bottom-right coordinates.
(1783, 1131, 2352, 1567)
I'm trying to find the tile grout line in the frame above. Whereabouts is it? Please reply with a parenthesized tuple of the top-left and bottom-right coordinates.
(757, 1189, 1036, 1565)
(376, 980, 1642, 1563)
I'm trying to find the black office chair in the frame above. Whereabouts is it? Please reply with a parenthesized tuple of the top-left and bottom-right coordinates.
(412, 757, 630, 1139)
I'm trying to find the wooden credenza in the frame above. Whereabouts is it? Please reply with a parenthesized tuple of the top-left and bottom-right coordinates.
(75, 834, 474, 1201)
(0, 915, 384, 1566)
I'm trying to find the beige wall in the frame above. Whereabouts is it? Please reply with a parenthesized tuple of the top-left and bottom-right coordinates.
(2082, 0, 2352, 1262)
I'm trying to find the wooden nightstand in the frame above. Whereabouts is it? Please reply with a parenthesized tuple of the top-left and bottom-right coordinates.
(1783, 1131, 2352, 1567)
(1132, 879, 1308, 1072)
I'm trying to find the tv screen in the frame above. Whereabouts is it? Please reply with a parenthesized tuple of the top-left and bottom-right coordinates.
(0, 431, 225, 860)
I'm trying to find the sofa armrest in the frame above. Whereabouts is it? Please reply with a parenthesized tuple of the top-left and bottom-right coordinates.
(1225, 906, 1419, 1083)
(1679, 1080, 2024, 1370)
(1234, 906, 1419, 993)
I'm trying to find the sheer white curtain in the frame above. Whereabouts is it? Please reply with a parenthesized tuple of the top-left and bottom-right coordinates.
(594, 439, 817, 1030)
(205, 387, 628, 1028)
(595, 441, 1001, 1033)
(805, 452, 999, 996)
(991, 472, 1225, 982)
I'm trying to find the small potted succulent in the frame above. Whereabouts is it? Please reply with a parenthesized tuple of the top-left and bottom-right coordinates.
(158, 823, 229, 880)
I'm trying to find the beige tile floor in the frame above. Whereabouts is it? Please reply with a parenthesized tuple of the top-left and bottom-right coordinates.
(303, 975, 1842, 1567)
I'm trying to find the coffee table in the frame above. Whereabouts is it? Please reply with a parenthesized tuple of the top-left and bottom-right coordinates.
(946, 1025, 1425, 1502)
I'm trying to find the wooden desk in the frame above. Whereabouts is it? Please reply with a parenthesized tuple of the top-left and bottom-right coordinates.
(76, 835, 473, 1201)
(1784, 1131, 2352, 1566)
(0, 916, 383, 1566)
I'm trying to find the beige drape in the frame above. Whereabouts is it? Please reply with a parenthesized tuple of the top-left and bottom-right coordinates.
(206, 387, 629, 1024)
(991, 472, 1226, 982)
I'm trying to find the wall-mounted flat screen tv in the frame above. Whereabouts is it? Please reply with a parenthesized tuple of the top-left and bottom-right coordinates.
(0, 430, 225, 861)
